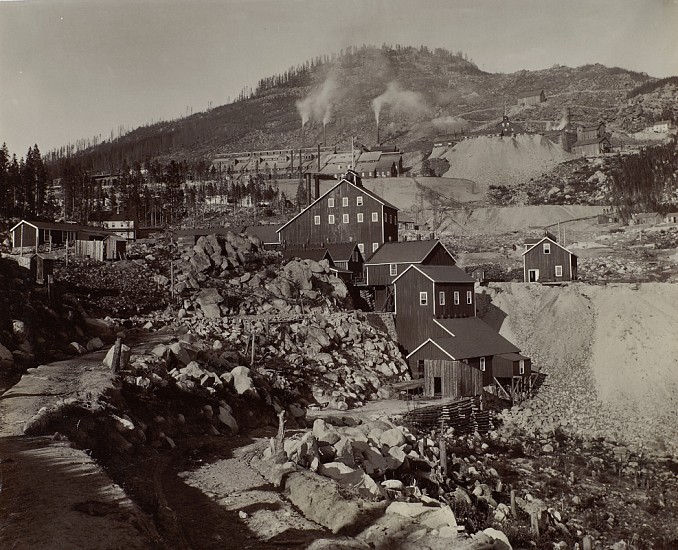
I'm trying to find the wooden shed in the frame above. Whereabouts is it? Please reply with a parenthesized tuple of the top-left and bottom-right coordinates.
(522, 235, 578, 283)
(15, 253, 56, 284)
(104, 235, 127, 260)
(422, 359, 483, 398)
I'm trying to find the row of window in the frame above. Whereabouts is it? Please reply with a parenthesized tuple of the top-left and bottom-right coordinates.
(315, 212, 380, 225)
(328, 196, 363, 208)
(419, 290, 473, 306)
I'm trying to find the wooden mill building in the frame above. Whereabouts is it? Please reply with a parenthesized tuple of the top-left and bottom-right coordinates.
(276, 170, 398, 255)
(522, 234, 578, 283)
(365, 239, 456, 311)
(517, 89, 546, 107)
(393, 264, 475, 355)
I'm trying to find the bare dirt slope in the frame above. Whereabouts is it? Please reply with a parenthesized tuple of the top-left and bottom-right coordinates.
(481, 282, 678, 454)
(440, 134, 575, 188)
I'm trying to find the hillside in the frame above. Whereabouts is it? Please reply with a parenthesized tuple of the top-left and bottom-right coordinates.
(53, 45, 676, 171)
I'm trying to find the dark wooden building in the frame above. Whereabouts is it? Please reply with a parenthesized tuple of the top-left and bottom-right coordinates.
(365, 240, 456, 311)
(276, 170, 398, 254)
(393, 264, 475, 356)
(325, 242, 364, 282)
(421, 359, 483, 398)
(406, 317, 521, 383)
(571, 136, 611, 157)
(522, 235, 578, 283)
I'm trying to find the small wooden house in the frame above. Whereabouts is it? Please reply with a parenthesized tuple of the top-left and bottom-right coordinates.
(393, 264, 475, 355)
(517, 89, 546, 107)
(16, 253, 56, 284)
(571, 136, 611, 157)
(522, 235, 577, 283)
(406, 317, 522, 383)
(104, 235, 127, 260)
(665, 212, 678, 224)
(420, 359, 483, 398)
(325, 242, 364, 282)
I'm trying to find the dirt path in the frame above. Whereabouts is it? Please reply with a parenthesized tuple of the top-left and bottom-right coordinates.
(0, 333, 172, 549)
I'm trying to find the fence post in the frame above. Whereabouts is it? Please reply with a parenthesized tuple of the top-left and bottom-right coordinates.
(111, 337, 122, 375)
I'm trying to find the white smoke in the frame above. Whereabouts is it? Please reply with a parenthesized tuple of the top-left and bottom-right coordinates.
(431, 115, 469, 134)
(554, 108, 570, 131)
(372, 82, 429, 125)
(295, 73, 340, 129)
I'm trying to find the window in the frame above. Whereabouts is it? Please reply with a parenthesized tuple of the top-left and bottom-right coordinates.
(519, 360, 525, 375)
(328, 214, 335, 224)
(357, 196, 363, 206)
(555, 265, 563, 277)
(390, 264, 397, 276)
(314, 215, 320, 225)
(372, 242, 379, 252)
(342, 214, 349, 223)
(358, 243, 365, 253)
(372, 212, 378, 222)
(342, 197, 349, 207)
(439, 291, 445, 305)
(454, 291, 460, 305)
(328, 198, 335, 208)
(543, 242, 550, 254)
(416, 360, 425, 379)
(479, 357, 486, 372)
(419, 292, 428, 306)
(357, 213, 364, 223)
(467, 290, 473, 304)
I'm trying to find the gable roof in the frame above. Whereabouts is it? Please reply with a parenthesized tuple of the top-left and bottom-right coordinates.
(365, 239, 453, 265)
(521, 236, 577, 258)
(393, 264, 474, 285)
(517, 89, 545, 98)
(325, 242, 362, 262)
(419, 317, 521, 359)
(10, 219, 104, 234)
(276, 176, 398, 234)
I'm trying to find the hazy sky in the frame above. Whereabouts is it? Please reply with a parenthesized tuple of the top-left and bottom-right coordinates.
(1, 0, 677, 155)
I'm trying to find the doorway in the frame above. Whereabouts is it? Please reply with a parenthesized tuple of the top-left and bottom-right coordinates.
(433, 376, 442, 396)
(528, 269, 539, 282)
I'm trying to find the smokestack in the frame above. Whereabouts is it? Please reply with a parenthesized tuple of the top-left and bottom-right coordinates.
(317, 143, 321, 173)
(306, 173, 311, 206)
(377, 121, 380, 145)
(314, 175, 320, 201)
(323, 123, 327, 147)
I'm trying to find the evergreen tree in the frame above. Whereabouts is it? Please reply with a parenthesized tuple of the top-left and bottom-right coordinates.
(0, 143, 9, 217)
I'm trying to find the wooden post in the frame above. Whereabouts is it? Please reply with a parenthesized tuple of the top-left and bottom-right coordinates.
(111, 337, 122, 375)
(582, 535, 593, 550)
(170, 260, 175, 301)
(510, 490, 517, 518)
(250, 332, 256, 367)
(275, 410, 285, 452)
(530, 512, 540, 537)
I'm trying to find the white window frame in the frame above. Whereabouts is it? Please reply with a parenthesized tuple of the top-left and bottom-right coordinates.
(419, 292, 428, 306)
(358, 243, 365, 254)
(357, 213, 364, 223)
(467, 290, 473, 305)
(372, 212, 378, 222)
(328, 214, 335, 224)
(372, 242, 379, 253)
(342, 213, 349, 224)
(389, 264, 397, 276)
(328, 197, 335, 208)
(543, 242, 551, 254)
(314, 215, 320, 225)
(480, 357, 486, 372)
(555, 265, 563, 277)
(454, 291, 460, 305)
(519, 360, 525, 375)
(357, 196, 363, 206)
(342, 197, 349, 207)
(439, 291, 445, 305)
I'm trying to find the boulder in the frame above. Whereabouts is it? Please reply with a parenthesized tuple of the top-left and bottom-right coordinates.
(201, 304, 222, 318)
(385, 445, 407, 470)
(333, 437, 356, 467)
(380, 428, 406, 448)
(218, 406, 239, 434)
(0, 344, 15, 369)
(231, 366, 256, 396)
(86, 337, 104, 351)
(103, 343, 131, 369)
(313, 419, 341, 446)
(319, 462, 363, 485)
(69, 342, 87, 355)
(421, 505, 457, 529)
(12, 320, 28, 341)
(195, 288, 223, 307)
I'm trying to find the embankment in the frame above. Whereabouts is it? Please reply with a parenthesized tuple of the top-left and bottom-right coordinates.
(479, 282, 678, 454)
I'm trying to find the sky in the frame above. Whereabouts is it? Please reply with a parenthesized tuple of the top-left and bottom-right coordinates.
(1, 0, 677, 155)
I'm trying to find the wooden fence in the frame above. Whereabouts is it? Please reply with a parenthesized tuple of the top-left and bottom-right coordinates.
(402, 396, 492, 435)
(74, 240, 104, 262)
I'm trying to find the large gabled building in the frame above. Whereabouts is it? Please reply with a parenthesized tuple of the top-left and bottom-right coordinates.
(276, 170, 398, 254)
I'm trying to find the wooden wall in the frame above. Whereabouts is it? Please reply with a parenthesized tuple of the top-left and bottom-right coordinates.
(434, 282, 475, 318)
(394, 268, 436, 354)
(279, 180, 398, 250)
(423, 359, 483, 398)
(524, 240, 575, 282)
(367, 242, 455, 286)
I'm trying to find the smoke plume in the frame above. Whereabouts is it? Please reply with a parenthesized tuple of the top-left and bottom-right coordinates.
(371, 82, 429, 125)
(431, 115, 470, 134)
(295, 72, 340, 128)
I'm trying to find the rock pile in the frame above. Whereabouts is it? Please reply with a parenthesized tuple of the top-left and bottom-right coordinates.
(175, 311, 410, 409)
(170, 233, 352, 317)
